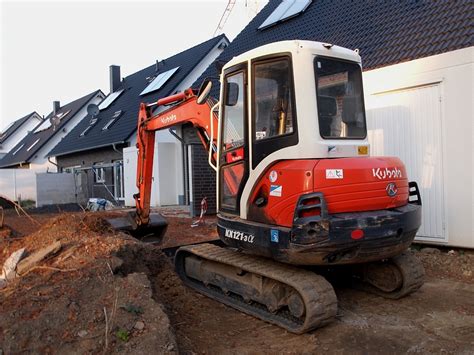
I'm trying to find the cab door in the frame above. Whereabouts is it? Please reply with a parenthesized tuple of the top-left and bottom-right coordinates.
(219, 64, 248, 215)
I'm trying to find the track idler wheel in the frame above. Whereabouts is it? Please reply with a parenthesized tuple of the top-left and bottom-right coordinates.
(354, 251, 425, 299)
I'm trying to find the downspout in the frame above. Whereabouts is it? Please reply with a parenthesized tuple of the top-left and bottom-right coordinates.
(48, 157, 59, 173)
(112, 143, 122, 155)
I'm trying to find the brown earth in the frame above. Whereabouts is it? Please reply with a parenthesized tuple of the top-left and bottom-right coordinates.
(0, 211, 473, 354)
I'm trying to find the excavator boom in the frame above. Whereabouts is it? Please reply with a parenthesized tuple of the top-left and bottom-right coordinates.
(107, 85, 218, 240)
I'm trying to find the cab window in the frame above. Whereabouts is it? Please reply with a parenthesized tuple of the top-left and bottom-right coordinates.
(254, 58, 294, 140)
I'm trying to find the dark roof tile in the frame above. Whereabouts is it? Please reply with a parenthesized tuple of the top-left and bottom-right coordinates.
(194, 0, 473, 98)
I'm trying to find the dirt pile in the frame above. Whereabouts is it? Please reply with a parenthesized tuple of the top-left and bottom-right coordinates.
(0, 213, 177, 354)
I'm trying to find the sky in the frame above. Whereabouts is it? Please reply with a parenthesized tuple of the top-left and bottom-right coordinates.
(0, 0, 268, 130)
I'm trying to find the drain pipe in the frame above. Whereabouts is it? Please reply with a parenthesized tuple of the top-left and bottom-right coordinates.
(48, 157, 59, 172)
(112, 143, 122, 155)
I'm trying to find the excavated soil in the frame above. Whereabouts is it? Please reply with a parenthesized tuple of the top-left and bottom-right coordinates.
(1, 211, 473, 354)
(0, 213, 177, 354)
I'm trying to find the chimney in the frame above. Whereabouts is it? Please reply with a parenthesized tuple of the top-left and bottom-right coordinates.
(53, 101, 60, 115)
(109, 65, 121, 93)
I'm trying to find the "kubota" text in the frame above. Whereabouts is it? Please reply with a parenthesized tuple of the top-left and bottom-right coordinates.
(372, 167, 402, 180)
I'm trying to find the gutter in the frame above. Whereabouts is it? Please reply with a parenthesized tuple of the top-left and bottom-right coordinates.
(50, 141, 126, 158)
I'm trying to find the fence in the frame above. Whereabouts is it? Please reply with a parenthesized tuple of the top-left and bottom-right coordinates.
(0, 169, 37, 202)
(0, 170, 77, 207)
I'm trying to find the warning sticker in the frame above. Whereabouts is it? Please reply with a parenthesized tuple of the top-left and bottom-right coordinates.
(326, 169, 343, 179)
(270, 185, 282, 197)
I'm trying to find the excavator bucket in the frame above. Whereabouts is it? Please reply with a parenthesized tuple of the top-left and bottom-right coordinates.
(106, 211, 168, 243)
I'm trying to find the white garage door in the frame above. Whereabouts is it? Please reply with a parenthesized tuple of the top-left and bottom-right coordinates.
(366, 83, 446, 241)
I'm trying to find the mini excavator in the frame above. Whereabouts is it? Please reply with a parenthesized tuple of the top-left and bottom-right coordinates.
(111, 41, 425, 333)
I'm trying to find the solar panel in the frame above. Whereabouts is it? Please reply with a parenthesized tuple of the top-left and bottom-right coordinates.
(258, 0, 312, 30)
(140, 66, 180, 96)
(98, 90, 124, 111)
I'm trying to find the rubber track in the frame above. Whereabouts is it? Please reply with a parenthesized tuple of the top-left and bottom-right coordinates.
(356, 251, 425, 299)
(175, 243, 337, 334)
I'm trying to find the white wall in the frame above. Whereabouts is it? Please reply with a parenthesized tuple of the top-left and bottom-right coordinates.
(0, 113, 43, 155)
(0, 169, 37, 201)
(123, 143, 179, 207)
(363, 46, 474, 248)
(28, 92, 104, 172)
(36, 173, 76, 206)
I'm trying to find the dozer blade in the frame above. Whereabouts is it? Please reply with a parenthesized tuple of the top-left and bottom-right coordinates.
(106, 212, 168, 243)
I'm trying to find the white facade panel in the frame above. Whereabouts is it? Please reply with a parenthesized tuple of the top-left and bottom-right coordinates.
(363, 46, 473, 248)
(367, 84, 445, 240)
(123, 143, 179, 207)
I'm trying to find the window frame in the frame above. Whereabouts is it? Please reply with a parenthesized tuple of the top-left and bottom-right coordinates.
(314, 55, 368, 140)
(94, 163, 106, 183)
(219, 62, 249, 215)
(251, 53, 298, 170)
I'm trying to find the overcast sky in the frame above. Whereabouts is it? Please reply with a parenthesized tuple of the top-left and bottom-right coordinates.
(0, 0, 268, 130)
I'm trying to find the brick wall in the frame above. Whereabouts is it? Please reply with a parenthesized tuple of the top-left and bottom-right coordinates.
(183, 126, 216, 216)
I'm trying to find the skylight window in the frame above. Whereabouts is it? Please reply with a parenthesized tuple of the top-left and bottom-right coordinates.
(140, 67, 180, 96)
(258, 0, 312, 30)
(80, 117, 98, 137)
(26, 138, 40, 152)
(12, 143, 24, 155)
(102, 110, 123, 131)
(99, 90, 124, 110)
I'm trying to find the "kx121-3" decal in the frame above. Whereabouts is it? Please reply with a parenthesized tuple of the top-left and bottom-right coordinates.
(225, 229, 255, 243)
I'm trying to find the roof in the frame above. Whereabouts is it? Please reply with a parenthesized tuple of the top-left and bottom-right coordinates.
(48, 35, 228, 157)
(0, 112, 42, 144)
(0, 90, 102, 168)
(195, 0, 473, 98)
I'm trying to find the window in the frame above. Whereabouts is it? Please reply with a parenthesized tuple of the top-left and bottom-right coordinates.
(63, 165, 80, 173)
(98, 90, 124, 110)
(222, 71, 245, 151)
(259, 0, 312, 30)
(94, 163, 105, 183)
(80, 117, 98, 137)
(140, 67, 180, 96)
(254, 58, 294, 141)
(26, 138, 40, 152)
(102, 110, 123, 131)
(315, 57, 367, 139)
(12, 143, 24, 155)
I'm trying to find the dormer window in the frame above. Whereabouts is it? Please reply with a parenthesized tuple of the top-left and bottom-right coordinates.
(258, 0, 312, 30)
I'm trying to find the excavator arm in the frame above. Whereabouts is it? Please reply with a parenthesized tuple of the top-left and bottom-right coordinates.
(134, 88, 218, 226)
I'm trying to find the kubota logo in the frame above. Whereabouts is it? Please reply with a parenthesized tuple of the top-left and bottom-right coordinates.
(161, 114, 177, 124)
(386, 182, 398, 197)
(372, 167, 402, 180)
